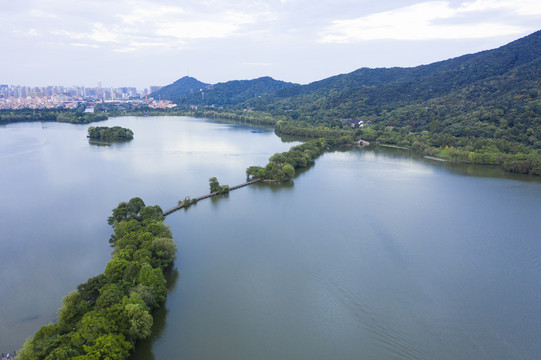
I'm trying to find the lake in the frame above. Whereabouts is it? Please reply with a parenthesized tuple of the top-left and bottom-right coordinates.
(1, 116, 540, 359)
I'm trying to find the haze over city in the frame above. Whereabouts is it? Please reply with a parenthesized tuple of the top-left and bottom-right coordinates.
(1, 0, 541, 88)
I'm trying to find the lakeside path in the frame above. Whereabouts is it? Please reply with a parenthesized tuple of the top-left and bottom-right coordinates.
(163, 179, 262, 216)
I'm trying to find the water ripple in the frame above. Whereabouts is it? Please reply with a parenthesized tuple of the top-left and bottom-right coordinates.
(320, 276, 428, 360)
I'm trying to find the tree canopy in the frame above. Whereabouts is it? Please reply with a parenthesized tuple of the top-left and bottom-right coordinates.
(246, 138, 327, 181)
(19, 198, 176, 360)
(209, 177, 230, 194)
(88, 126, 134, 142)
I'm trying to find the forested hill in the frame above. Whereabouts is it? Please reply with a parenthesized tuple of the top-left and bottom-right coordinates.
(262, 29, 541, 103)
(150, 76, 209, 101)
(158, 76, 296, 106)
(152, 31, 540, 174)
(246, 30, 541, 149)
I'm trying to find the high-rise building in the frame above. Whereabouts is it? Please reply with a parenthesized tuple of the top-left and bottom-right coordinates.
(0, 85, 8, 97)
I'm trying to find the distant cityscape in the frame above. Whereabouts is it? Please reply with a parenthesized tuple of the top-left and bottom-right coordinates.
(0, 82, 176, 110)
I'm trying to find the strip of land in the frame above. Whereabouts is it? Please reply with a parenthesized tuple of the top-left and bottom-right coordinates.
(163, 179, 262, 216)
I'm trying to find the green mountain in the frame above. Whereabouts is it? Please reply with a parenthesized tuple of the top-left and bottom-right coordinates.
(250, 30, 540, 132)
(151, 76, 209, 101)
(160, 76, 296, 106)
(156, 31, 540, 174)
(241, 30, 540, 174)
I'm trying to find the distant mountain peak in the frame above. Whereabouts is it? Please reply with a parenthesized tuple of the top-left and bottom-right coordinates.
(156, 76, 297, 106)
(151, 76, 210, 100)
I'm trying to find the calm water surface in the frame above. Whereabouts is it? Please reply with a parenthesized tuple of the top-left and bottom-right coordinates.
(1, 117, 540, 359)
(0, 116, 294, 351)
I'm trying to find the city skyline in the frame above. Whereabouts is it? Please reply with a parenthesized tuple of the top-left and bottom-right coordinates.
(0, 83, 169, 110)
(1, 0, 540, 88)
(0, 83, 160, 93)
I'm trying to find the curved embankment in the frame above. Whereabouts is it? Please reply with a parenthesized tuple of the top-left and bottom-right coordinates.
(163, 179, 262, 216)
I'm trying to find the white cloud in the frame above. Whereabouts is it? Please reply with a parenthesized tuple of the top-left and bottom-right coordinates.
(52, 24, 121, 44)
(42, 1, 266, 52)
(459, 0, 541, 16)
(72, 43, 100, 48)
(88, 24, 122, 43)
(3, 0, 539, 87)
(155, 11, 256, 41)
(319, 0, 538, 43)
(117, 3, 186, 25)
(241, 62, 273, 66)
(28, 9, 59, 19)
(13, 28, 40, 37)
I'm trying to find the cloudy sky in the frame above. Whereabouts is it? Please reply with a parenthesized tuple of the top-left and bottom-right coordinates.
(1, 0, 540, 89)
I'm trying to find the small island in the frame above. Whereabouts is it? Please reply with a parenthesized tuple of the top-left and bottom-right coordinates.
(88, 126, 134, 142)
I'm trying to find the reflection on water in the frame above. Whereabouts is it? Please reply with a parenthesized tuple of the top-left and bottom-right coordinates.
(133, 146, 540, 360)
(0, 116, 296, 352)
(1, 118, 540, 360)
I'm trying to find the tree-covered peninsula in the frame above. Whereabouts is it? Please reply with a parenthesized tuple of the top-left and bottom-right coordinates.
(246, 138, 327, 181)
(18, 198, 176, 360)
(88, 126, 134, 142)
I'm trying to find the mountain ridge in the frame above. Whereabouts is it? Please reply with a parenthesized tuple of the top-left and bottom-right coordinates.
(155, 30, 540, 175)
(155, 76, 296, 106)
(150, 76, 210, 101)
(250, 29, 541, 116)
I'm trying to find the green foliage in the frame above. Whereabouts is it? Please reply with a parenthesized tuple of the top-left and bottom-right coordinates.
(150, 76, 209, 100)
(282, 163, 295, 179)
(77, 274, 109, 307)
(131, 285, 159, 309)
(209, 177, 230, 194)
(158, 76, 295, 106)
(149, 237, 178, 269)
(43, 345, 79, 360)
(82, 334, 131, 360)
(95, 284, 124, 309)
(503, 151, 541, 175)
(275, 120, 355, 140)
(138, 264, 167, 304)
(58, 291, 90, 327)
(0, 108, 107, 125)
(20, 197, 176, 359)
(88, 126, 134, 142)
(124, 303, 153, 341)
(240, 30, 541, 175)
(209, 177, 221, 193)
(107, 198, 163, 226)
(247, 138, 327, 181)
(71, 310, 119, 347)
(19, 324, 66, 360)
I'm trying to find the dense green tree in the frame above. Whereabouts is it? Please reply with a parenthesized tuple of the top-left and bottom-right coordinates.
(140, 205, 164, 223)
(209, 177, 221, 193)
(124, 303, 153, 341)
(58, 291, 90, 327)
(209, 176, 230, 194)
(282, 163, 295, 179)
(20, 197, 177, 360)
(0, 108, 107, 125)
(246, 138, 327, 181)
(82, 334, 131, 360)
(77, 274, 109, 307)
(150, 237, 178, 269)
(71, 310, 119, 348)
(95, 284, 124, 309)
(43, 345, 79, 360)
(88, 126, 134, 141)
(137, 264, 167, 304)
